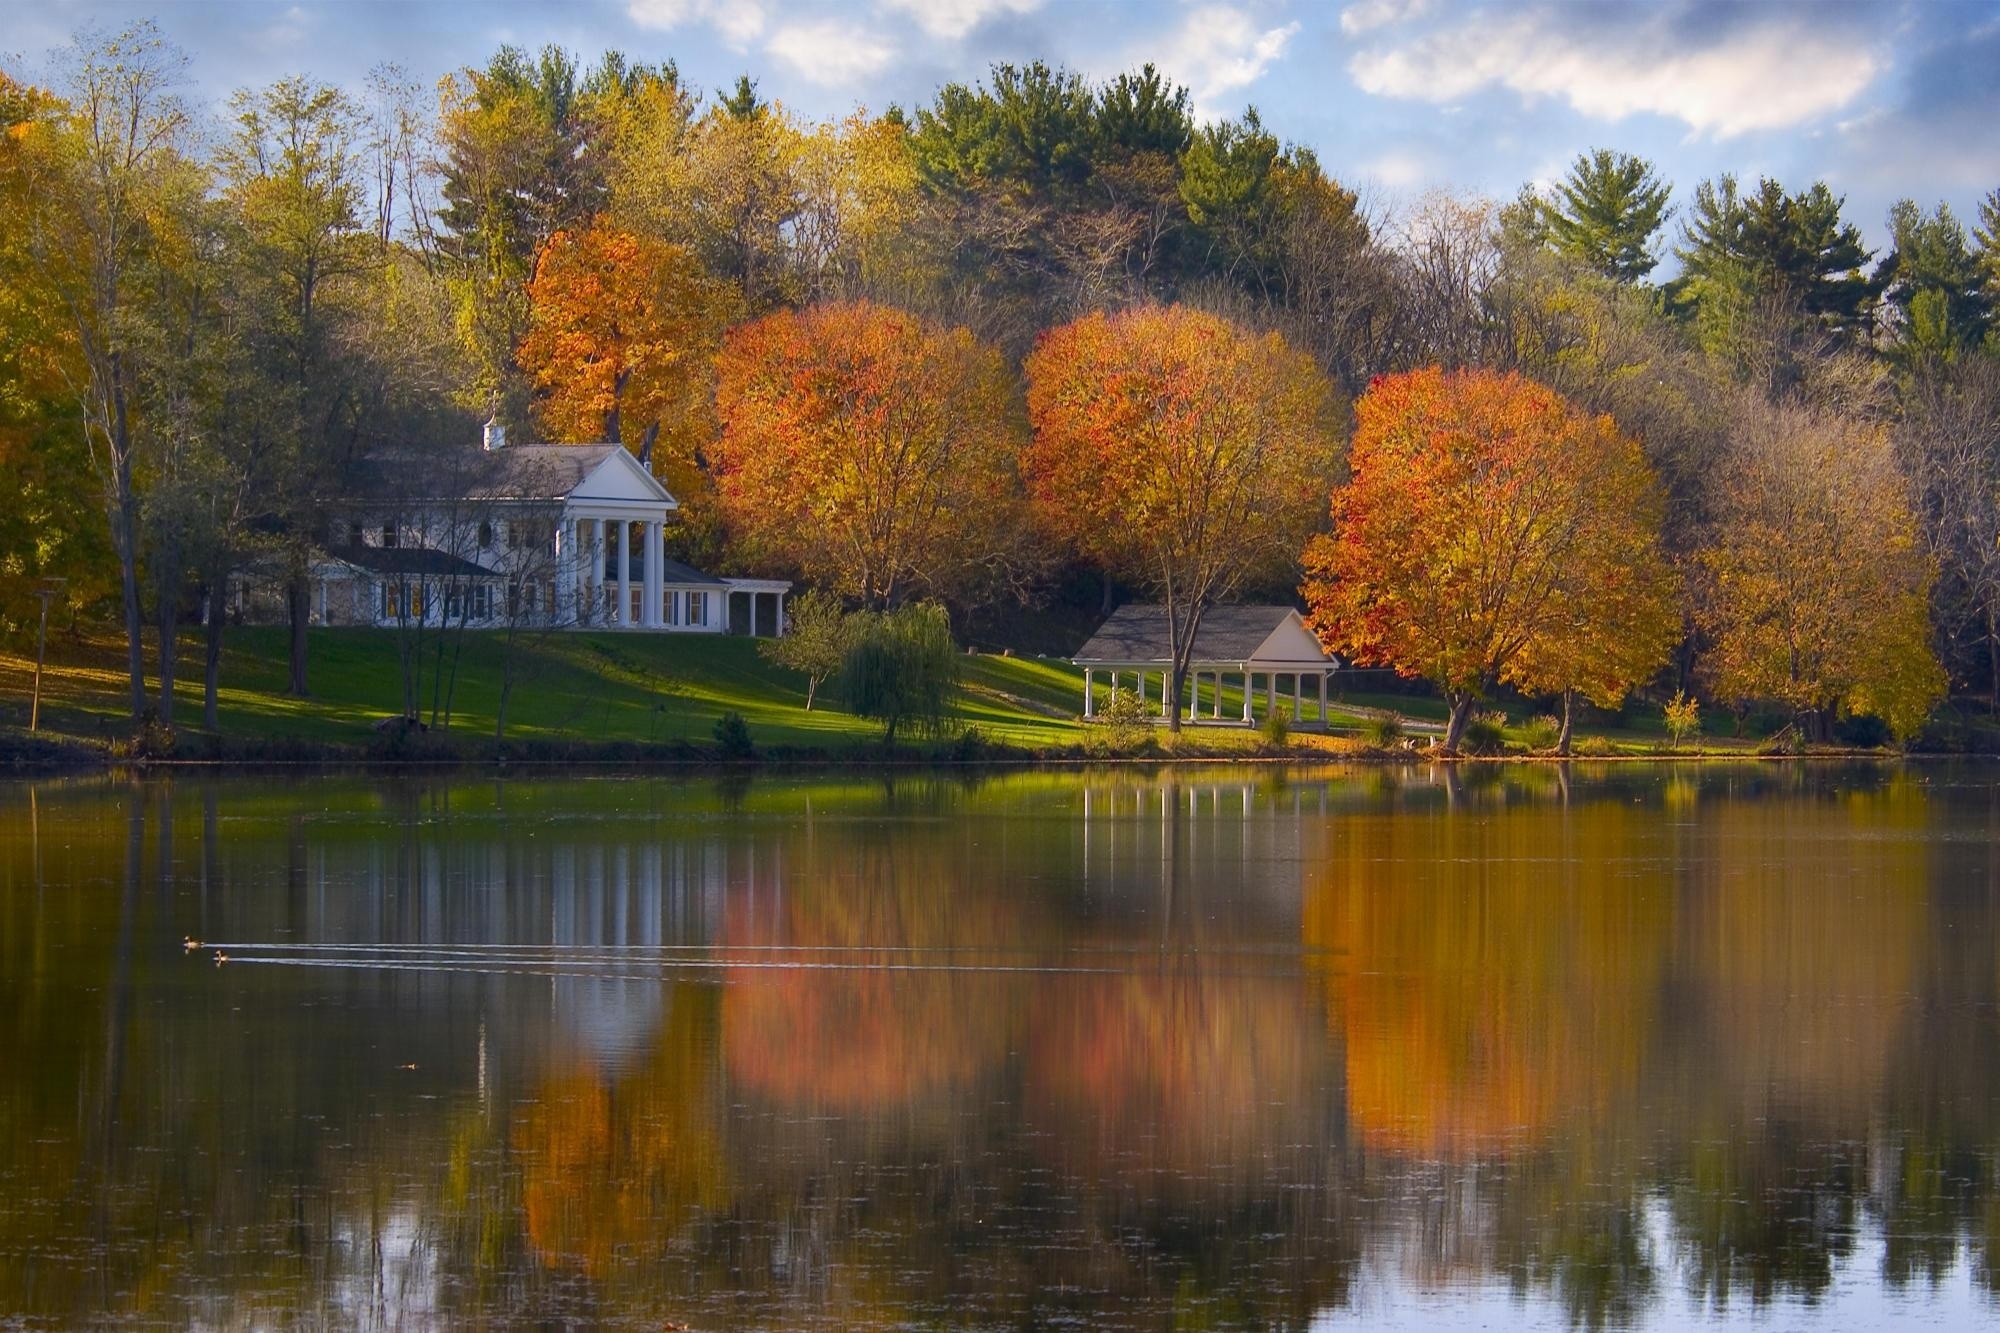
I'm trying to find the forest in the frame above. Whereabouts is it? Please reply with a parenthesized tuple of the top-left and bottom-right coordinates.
(3, 20, 1999, 749)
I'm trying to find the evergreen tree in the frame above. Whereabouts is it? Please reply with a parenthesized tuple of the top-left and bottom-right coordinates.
(1675, 175, 1875, 346)
(1534, 148, 1672, 283)
(1879, 200, 1989, 361)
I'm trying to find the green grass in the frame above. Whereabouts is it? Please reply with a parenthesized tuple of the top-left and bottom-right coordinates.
(0, 625, 1780, 761)
(0, 627, 1115, 753)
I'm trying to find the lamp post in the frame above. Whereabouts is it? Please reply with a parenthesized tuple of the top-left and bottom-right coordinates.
(29, 578, 65, 733)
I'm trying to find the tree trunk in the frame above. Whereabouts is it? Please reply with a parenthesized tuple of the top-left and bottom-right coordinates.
(156, 554, 179, 727)
(1986, 600, 1999, 713)
(287, 572, 311, 697)
(805, 676, 818, 711)
(1556, 689, 1575, 756)
(1443, 693, 1475, 753)
(1100, 570, 1115, 616)
(204, 575, 227, 732)
(117, 479, 145, 719)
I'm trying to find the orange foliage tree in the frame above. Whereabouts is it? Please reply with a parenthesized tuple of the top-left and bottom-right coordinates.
(518, 217, 732, 507)
(1303, 367, 1679, 751)
(710, 299, 1024, 606)
(1024, 306, 1341, 730)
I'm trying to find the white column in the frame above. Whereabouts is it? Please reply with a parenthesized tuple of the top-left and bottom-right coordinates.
(1084, 668, 1095, 718)
(774, 590, 786, 637)
(1187, 671, 1200, 722)
(645, 522, 663, 627)
(617, 519, 632, 628)
(585, 519, 603, 625)
(1242, 671, 1253, 723)
(1213, 673, 1223, 720)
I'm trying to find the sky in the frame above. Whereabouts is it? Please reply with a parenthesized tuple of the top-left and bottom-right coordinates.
(11, 0, 2000, 255)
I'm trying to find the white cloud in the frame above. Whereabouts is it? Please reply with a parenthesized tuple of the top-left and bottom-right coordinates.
(1350, 8, 1880, 138)
(627, 0, 766, 49)
(1156, 5, 1301, 120)
(879, 0, 1042, 41)
(1339, 0, 1430, 38)
(767, 19, 896, 87)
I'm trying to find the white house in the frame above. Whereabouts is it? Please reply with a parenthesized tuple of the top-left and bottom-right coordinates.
(1073, 604, 1340, 725)
(240, 426, 789, 635)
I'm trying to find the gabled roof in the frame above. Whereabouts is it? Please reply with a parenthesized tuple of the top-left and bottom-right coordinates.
(1073, 604, 1338, 667)
(336, 443, 678, 507)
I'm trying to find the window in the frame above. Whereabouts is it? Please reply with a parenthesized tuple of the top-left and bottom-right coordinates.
(688, 591, 707, 627)
(381, 581, 421, 620)
(381, 525, 399, 549)
(631, 587, 643, 623)
(478, 520, 494, 550)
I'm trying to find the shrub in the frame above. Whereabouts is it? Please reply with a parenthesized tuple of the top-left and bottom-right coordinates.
(1573, 734, 1616, 758)
(1522, 714, 1561, 750)
(1362, 713, 1405, 748)
(1459, 710, 1507, 756)
(1663, 690, 1701, 749)
(712, 711, 754, 759)
(1097, 687, 1154, 745)
(1260, 706, 1290, 748)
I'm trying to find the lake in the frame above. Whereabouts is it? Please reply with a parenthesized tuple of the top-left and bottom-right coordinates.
(2, 763, 1997, 1329)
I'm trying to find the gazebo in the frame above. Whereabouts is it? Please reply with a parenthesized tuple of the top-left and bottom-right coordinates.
(1072, 605, 1341, 726)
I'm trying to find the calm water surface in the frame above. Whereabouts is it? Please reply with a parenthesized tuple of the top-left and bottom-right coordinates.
(3, 763, 1999, 1329)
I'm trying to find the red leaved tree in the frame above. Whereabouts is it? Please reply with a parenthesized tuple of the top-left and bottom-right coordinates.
(1024, 305, 1341, 731)
(1302, 367, 1679, 752)
(710, 299, 1025, 607)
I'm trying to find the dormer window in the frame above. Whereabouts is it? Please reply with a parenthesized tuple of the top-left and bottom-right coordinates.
(478, 520, 494, 550)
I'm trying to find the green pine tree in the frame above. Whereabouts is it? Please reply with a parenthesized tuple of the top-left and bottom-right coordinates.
(1536, 149, 1673, 283)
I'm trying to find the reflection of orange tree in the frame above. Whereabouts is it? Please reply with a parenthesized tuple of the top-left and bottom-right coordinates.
(721, 836, 1030, 1110)
(1024, 965, 1326, 1189)
(514, 984, 725, 1277)
(1305, 806, 1673, 1158)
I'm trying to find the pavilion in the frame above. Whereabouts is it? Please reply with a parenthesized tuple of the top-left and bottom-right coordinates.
(1072, 605, 1341, 725)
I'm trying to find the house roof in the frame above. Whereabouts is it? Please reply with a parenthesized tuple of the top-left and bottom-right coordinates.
(656, 558, 727, 588)
(323, 546, 498, 578)
(336, 443, 673, 505)
(1073, 604, 1338, 667)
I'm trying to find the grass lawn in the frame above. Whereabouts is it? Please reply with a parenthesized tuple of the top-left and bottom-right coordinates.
(0, 624, 1771, 760)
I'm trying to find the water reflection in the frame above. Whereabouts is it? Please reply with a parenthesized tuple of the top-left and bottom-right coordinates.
(0, 765, 1996, 1327)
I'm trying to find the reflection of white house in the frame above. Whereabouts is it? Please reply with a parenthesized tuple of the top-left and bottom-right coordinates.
(240, 427, 790, 635)
(1073, 604, 1340, 725)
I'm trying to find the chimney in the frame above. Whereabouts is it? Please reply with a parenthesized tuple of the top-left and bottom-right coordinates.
(482, 415, 507, 451)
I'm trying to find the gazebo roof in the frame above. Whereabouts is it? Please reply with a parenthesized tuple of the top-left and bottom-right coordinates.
(1073, 604, 1338, 668)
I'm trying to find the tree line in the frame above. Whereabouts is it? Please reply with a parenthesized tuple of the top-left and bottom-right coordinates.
(2, 21, 1998, 745)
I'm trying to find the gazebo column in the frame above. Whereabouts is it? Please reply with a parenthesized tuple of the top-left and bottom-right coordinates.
(1083, 668, 1095, 718)
(774, 589, 786, 637)
(1242, 671, 1254, 723)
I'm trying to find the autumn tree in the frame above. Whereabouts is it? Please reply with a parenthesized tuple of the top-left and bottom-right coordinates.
(219, 73, 377, 698)
(1302, 368, 1680, 751)
(16, 22, 200, 717)
(711, 300, 1025, 607)
(1697, 397, 1944, 740)
(1025, 305, 1341, 731)
(1898, 357, 2000, 703)
(518, 218, 732, 509)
